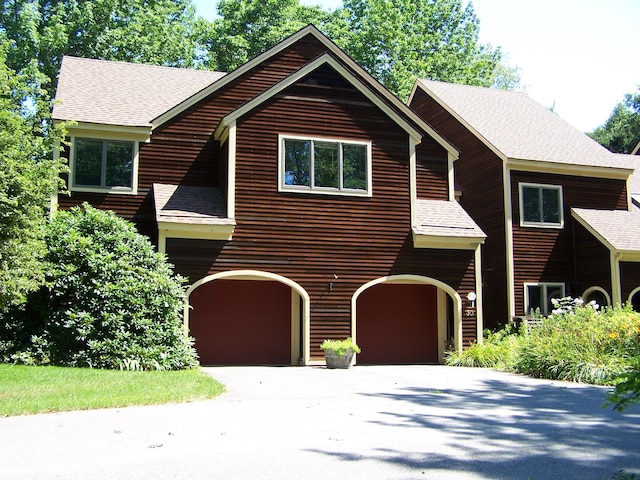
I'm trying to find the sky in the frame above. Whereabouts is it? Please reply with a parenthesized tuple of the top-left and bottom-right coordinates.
(194, 0, 639, 132)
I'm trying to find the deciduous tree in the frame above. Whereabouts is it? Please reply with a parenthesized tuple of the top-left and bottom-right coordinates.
(589, 88, 640, 154)
(0, 37, 65, 311)
(0, 0, 200, 96)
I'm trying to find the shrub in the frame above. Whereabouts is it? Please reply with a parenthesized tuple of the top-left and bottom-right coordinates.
(0, 204, 198, 370)
(515, 304, 640, 385)
(445, 324, 522, 369)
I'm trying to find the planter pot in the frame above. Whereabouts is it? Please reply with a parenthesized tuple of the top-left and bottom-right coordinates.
(324, 349, 355, 369)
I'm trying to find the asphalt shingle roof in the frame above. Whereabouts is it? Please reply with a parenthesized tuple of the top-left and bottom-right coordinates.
(414, 199, 486, 239)
(53, 57, 226, 127)
(572, 208, 640, 252)
(418, 80, 635, 171)
(153, 184, 234, 225)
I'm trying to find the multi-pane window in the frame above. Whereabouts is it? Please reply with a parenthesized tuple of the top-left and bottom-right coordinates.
(525, 282, 565, 316)
(281, 136, 370, 195)
(73, 138, 134, 189)
(519, 183, 563, 227)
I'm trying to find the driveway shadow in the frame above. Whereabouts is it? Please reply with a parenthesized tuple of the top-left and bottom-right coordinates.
(306, 375, 640, 480)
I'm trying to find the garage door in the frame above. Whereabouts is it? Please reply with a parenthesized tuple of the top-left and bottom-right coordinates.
(357, 283, 438, 364)
(189, 279, 292, 365)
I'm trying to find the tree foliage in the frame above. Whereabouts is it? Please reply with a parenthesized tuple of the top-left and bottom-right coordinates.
(0, 0, 200, 96)
(589, 88, 640, 154)
(199, 0, 520, 100)
(335, 0, 518, 100)
(0, 205, 199, 370)
(199, 0, 330, 72)
(0, 36, 65, 311)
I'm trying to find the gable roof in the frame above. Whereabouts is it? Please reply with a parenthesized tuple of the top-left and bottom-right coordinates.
(413, 80, 634, 173)
(53, 57, 226, 127)
(214, 53, 423, 143)
(153, 25, 457, 157)
(572, 208, 640, 259)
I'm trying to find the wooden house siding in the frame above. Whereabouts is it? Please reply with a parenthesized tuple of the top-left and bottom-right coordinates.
(58, 33, 333, 232)
(163, 69, 478, 359)
(621, 262, 640, 303)
(410, 88, 508, 327)
(572, 221, 612, 297)
(510, 171, 627, 315)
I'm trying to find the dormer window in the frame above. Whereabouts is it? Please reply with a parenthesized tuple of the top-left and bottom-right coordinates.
(71, 138, 136, 193)
(279, 135, 372, 197)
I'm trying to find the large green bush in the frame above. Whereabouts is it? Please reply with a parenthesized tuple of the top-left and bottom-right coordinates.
(446, 301, 640, 408)
(0, 204, 198, 370)
(515, 303, 640, 385)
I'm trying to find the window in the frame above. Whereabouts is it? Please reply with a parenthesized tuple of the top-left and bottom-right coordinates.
(524, 282, 565, 316)
(73, 138, 135, 191)
(279, 135, 371, 196)
(519, 183, 563, 228)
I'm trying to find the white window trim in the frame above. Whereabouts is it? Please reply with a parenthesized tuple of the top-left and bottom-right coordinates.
(518, 182, 564, 229)
(524, 282, 565, 316)
(278, 134, 372, 197)
(69, 133, 140, 195)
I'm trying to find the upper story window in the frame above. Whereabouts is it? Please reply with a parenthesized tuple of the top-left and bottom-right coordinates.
(72, 138, 136, 193)
(524, 282, 565, 316)
(519, 182, 563, 228)
(279, 135, 372, 197)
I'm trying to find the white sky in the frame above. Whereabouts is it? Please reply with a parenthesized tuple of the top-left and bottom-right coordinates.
(195, 0, 640, 132)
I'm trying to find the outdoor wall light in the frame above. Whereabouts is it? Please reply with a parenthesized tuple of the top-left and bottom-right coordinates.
(328, 274, 338, 292)
(467, 291, 477, 308)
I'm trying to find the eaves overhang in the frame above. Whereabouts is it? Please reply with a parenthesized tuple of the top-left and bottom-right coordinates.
(157, 221, 235, 242)
(412, 231, 485, 250)
(507, 157, 634, 180)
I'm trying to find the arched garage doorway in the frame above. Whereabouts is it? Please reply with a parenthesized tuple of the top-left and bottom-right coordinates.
(352, 275, 462, 364)
(185, 271, 310, 365)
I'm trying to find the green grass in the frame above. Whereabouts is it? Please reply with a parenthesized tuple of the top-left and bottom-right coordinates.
(0, 364, 225, 417)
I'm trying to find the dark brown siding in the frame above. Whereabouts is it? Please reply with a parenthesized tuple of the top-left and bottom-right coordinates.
(511, 171, 627, 315)
(410, 88, 507, 328)
(572, 220, 612, 298)
(621, 262, 640, 306)
(58, 34, 332, 234)
(416, 139, 449, 200)
(167, 68, 478, 359)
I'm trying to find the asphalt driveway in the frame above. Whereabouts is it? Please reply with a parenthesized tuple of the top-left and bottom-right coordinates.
(1, 365, 639, 479)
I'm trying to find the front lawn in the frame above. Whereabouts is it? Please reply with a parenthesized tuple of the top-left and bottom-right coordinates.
(0, 364, 224, 416)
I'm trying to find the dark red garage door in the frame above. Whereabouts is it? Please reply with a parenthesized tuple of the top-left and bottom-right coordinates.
(357, 283, 438, 364)
(189, 279, 292, 365)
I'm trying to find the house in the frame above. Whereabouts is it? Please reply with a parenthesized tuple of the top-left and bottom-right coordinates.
(52, 25, 486, 366)
(409, 80, 640, 326)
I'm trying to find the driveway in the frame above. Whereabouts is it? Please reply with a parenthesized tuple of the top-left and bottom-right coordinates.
(1, 366, 639, 479)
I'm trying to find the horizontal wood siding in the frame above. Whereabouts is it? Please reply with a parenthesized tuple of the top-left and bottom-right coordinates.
(511, 171, 627, 315)
(621, 262, 640, 304)
(58, 34, 331, 232)
(572, 221, 612, 297)
(167, 68, 477, 359)
(410, 88, 508, 328)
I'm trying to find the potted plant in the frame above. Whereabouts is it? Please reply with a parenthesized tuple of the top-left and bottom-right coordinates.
(320, 337, 361, 369)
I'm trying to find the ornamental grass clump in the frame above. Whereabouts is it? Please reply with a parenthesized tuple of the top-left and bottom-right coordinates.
(445, 324, 522, 369)
(514, 303, 640, 385)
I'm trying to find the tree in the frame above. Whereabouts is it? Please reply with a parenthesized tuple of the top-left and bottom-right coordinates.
(199, 0, 519, 101)
(0, 205, 199, 370)
(199, 0, 330, 72)
(589, 88, 640, 154)
(0, 37, 65, 312)
(335, 0, 518, 100)
(0, 0, 200, 96)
